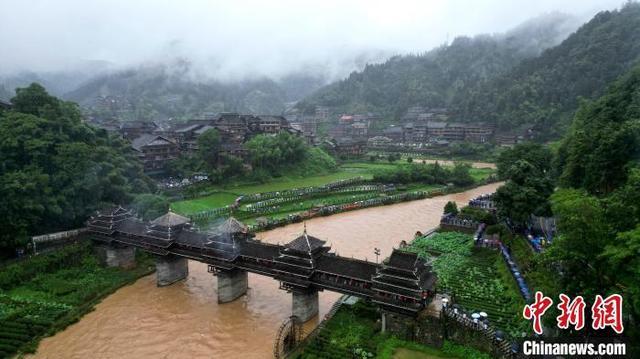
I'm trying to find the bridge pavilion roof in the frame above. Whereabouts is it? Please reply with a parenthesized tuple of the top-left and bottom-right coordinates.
(151, 212, 190, 227)
(284, 230, 326, 254)
(217, 217, 247, 234)
(387, 249, 421, 272)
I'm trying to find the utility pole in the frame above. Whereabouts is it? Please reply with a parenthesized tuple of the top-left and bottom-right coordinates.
(374, 247, 381, 264)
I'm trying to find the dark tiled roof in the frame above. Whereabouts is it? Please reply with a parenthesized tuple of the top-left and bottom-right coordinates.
(131, 134, 176, 151)
(174, 124, 202, 133)
(426, 121, 447, 128)
(383, 127, 403, 134)
(316, 255, 377, 280)
(241, 240, 280, 259)
(285, 231, 326, 253)
(98, 205, 129, 216)
(387, 249, 418, 270)
(194, 125, 215, 135)
(121, 121, 157, 129)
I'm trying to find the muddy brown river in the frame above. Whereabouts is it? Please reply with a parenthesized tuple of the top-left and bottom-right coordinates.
(31, 182, 501, 359)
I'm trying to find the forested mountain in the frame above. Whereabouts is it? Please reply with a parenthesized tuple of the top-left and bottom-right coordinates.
(295, 12, 580, 117)
(456, 2, 640, 136)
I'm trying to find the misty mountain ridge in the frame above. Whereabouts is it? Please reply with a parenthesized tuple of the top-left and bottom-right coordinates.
(454, 2, 640, 136)
(295, 11, 582, 117)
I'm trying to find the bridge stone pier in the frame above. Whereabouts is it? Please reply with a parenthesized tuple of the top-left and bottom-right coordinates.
(94, 244, 136, 269)
(156, 255, 189, 287)
(292, 290, 319, 322)
(217, 269, 248, 303)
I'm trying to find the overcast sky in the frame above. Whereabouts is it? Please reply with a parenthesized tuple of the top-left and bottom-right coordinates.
(0, 0, 625, 79)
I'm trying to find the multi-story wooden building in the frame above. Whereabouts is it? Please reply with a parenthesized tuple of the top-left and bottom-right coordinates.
(131, 134, 179, 175)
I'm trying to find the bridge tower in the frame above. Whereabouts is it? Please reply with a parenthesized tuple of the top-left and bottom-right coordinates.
(273, 229, 330, 322)
(147, 212, 191, 286)
(211, 217, 250, 303)
(88, 206, 136, 269)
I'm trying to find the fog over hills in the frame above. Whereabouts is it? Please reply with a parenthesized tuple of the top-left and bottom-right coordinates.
(0, 0, 622, 120)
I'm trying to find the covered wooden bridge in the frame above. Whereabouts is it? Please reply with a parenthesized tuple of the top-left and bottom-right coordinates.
(88, 206, 436, 322)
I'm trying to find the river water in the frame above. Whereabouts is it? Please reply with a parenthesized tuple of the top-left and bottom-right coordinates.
(31, 182, 501, 359)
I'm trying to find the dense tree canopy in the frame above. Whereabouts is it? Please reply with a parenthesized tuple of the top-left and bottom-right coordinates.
(494, 160, 554, 227)
(245, 132, 307, 174)
(197, 128, 222, 168)
(0, 83, 152, 255)
(525, 63, 640, 341)
(557, 64, 640, 195)
(373, 162, 474, 187)
(456, 2, 640, 136)
(297, 14, 572, 119)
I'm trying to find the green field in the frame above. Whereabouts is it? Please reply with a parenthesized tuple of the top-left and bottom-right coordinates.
(406, 232, 527, 338)
(291, 301, 490, 359)
(171, 161, 495, 216)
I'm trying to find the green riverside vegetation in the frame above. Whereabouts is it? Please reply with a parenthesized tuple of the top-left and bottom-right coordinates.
(405, 232, 526, 338)
(0, 242, 154, 357)
(170, 161, 495, 218)
(291, 301, 491, 359)
(494, 63, 640, 348)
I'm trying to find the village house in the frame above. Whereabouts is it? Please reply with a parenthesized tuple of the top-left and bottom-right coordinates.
(383, 126, 405, 142)
(119, 121, 159, 141)
(464, 123, 495, 143)
(385, 120, 495, 144)
(495, 123, 536, 146)
(131, 134, 180, 175)
(325, 137, 367, 158)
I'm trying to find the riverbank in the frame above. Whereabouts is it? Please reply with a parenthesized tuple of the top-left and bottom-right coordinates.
(289, 300, 492, 359)
(171, 160, 496, 230)
(0, 243, 154, 358)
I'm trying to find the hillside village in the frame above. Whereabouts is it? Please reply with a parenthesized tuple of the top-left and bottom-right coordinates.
(82, 104, 532, 176)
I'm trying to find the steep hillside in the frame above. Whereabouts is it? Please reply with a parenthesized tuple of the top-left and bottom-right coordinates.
(296, 12, 580, 118)
(455, 2, 640, 136)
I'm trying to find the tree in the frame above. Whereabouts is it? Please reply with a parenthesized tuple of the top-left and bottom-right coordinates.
(496, 143, 553, 180)
(245, 132, 307, 175)
(494, 160, 554, 227)
(558, 65, 640, 195)
(450, 163, 474, 186)
(0, 84, 151, 255)
(544, 189, 612, 298)
(443, 201, 458, 215)
(407, 157, 413, 163)
(132, 194, 170, 221)
(197, 128, 221, 169)
(601, 225, 640, 329)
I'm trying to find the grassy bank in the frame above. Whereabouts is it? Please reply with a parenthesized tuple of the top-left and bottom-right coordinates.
(0, 242, 154, 357)
(171, 161, 496, 216)
(291, 301, 491, 359)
